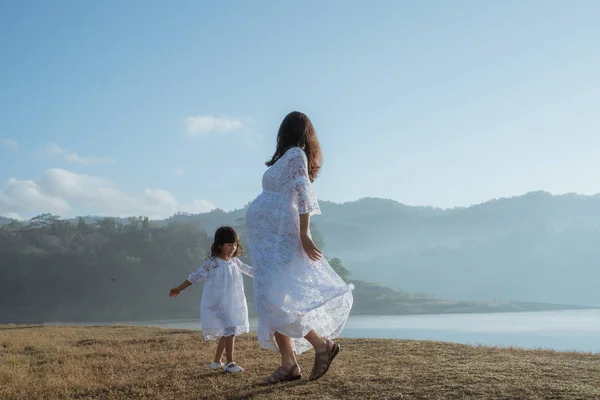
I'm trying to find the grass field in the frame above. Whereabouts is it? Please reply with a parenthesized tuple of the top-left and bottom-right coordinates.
(1, 325, 599, 399)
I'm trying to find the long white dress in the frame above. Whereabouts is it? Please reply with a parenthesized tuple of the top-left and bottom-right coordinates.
(187, 257, 254, 341)
(245, 146, 354, 354)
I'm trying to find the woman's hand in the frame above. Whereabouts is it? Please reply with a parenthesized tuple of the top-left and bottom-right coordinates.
(301, 233, 323, 261)
(169, 287, 182, 298)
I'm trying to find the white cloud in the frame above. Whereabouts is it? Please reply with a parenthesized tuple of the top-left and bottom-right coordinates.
(138, 189, 214, 218)
(186, 115, 243, 137)
(0, 178, 71, 215)
(44, 143, 116, 165)
(184, 199, 216, 214)
(0, 212, 23, 221)
(0, 169, 215, 220)
(0, 139, 19, 150)
(173, 168, 186, 176)
(144, 188, 178, 207)
(39, 169, 132, 212)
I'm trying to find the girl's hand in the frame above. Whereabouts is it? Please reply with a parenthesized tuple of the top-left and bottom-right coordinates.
(301, 234, 323, 261)
(169, 287, 182, 298)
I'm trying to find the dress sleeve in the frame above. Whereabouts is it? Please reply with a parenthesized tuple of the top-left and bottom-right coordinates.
(233, 257, 254, 278)
(288, 148, 321, 216)
(187, 258, 216, 283)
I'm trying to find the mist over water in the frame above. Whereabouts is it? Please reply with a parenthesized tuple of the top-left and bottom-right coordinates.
(47, 310, 600, 353)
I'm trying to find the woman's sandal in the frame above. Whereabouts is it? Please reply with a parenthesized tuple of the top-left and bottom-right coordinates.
(309, 339, 340, 381)
(260, 364, 302, 385)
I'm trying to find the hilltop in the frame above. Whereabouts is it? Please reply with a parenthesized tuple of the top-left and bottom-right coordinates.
(1, 325, 598, 399)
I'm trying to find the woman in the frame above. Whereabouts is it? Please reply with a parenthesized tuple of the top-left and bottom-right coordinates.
(245, 111, 354, 384)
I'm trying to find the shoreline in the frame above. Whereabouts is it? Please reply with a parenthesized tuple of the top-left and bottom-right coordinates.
(17, 306, 599, 325)
(3, 302, 598, 326)
(4, 309, 600, 354)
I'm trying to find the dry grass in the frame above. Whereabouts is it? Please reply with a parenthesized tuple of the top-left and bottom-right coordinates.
(1, 325, 599, 400)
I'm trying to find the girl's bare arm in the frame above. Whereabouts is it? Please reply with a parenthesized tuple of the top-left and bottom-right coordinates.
(169, 280, 192, 297)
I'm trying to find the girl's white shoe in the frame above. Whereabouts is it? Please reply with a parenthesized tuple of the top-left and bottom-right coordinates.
(209, 362, 224, 370)
(224, 362, 244, 374)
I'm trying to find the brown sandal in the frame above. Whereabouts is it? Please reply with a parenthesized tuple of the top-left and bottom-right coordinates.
(309, 339, 340, 381)
(260, 364, 302, 385)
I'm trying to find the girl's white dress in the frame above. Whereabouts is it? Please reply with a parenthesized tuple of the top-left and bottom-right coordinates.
(245, 147, 354, 354)
(187, 257, 254, 340)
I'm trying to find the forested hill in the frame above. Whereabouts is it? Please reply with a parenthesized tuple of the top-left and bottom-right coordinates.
(159, 191, 600, 305)
(1, 207, 595, 324)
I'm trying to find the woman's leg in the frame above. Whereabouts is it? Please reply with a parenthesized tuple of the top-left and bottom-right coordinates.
(304, 329, 339, 381)
(261, 332, 301, 383)
(304, 329, 327, 352)
(274, 332, 298, 368)
(225, 335, 235, 364)
(214, 336, 226, 363)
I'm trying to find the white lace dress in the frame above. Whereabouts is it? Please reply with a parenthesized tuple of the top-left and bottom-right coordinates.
(187, 257, 254, 341)
(245, 147, 354, 354)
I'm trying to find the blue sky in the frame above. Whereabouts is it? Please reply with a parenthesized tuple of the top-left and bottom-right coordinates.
(1, 0, 600, 219)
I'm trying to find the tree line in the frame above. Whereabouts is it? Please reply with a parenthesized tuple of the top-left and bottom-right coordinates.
(0, 214, 355, 323)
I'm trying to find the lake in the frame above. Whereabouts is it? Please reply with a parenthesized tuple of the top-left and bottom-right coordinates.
(48, 310, 600, 353)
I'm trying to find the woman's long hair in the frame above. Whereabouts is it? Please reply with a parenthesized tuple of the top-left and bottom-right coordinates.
(265, 111, 323, 182)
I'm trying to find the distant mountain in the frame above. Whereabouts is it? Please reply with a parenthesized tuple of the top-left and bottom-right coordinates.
(7, 190, 600, 307)
(150, 191, 600, 306)
(312, 191, 600, 305)
(1, 210, 594, 324)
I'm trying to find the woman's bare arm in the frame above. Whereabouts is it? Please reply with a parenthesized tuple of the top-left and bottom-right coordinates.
(299, 213, 323, 261)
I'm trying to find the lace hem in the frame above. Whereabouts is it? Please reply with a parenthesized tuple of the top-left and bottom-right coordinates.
(202, 324, 250, 341)
(258, 287, 354, 354)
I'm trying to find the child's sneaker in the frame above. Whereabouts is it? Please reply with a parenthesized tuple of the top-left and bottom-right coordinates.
(209, 361, 224, 370)
(224, 362, 244, 374)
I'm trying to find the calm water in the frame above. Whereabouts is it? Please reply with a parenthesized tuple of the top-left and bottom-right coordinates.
(49, 310, 600, 353)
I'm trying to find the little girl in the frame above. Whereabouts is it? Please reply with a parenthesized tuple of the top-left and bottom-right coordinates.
(169, 226, 253, 374)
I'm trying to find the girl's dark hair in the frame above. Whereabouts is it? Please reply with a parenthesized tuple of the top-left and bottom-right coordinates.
(266, 111, 323, 182)
(210, 226, 243, 258)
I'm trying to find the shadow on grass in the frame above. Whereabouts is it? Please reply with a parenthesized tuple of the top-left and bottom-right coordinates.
(227, 379, 311, 400)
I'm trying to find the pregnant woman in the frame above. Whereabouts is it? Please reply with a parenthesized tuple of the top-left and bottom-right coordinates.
(245, 111, 354, 384)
